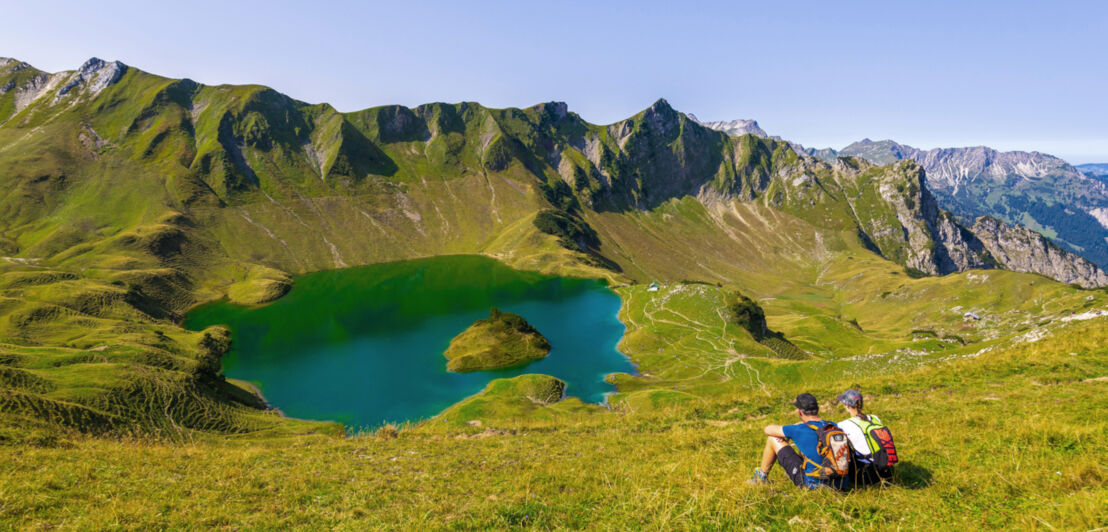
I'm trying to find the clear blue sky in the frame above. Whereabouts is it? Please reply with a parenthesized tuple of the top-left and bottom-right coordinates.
(3, 1, 1106, 162)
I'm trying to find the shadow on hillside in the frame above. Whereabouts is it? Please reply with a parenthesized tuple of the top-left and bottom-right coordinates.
(894, 461, 933, 489)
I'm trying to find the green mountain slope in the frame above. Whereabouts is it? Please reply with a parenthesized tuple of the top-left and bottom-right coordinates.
(0, 56, 1105, 441)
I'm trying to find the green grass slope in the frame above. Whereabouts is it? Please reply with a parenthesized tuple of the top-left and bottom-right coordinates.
(2, 311, 1105, 530)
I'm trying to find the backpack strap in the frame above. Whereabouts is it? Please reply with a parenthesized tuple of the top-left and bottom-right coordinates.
(801, 422, 826, 477)
(803, 457, 824, 477)
(804, 422, 824, 431)
(848, 416, 881, 455)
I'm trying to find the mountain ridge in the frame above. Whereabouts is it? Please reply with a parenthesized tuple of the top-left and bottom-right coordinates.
(698, 119, 1108, 269)
(2, 55, 1104, 286)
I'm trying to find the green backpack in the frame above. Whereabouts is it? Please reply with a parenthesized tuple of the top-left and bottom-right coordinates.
(847, 414, 898, 468)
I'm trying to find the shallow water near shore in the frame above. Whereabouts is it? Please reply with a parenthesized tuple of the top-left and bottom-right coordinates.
(183, 255, 634, 429)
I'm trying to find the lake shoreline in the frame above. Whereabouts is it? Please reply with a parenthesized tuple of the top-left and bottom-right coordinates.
(184, 255, 635, 428)
(228, 378, 288, 418)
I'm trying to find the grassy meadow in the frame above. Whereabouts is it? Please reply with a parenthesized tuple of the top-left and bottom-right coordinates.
(2, 304, 1105, 530)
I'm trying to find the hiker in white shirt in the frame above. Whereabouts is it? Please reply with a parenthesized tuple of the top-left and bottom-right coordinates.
(836, 388, 895, 486)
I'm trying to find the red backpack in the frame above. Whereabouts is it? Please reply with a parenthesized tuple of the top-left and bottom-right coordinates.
(848, 414, 899, 468)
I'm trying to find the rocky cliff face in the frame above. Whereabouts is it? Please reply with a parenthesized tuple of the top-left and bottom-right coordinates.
(843, 160, 990, 275)
(836, 159, 1107, 286)
(969, 217, 1108, 288)
(825, 139, 1108, 268)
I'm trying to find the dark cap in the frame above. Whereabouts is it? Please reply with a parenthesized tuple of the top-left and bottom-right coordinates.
(837, 389, 863, 407)
(793, 393, 819, 412)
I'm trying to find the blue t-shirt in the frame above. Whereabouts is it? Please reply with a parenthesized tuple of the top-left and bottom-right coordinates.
(783, 419, 849, 489)
(783, 420, 832, 475)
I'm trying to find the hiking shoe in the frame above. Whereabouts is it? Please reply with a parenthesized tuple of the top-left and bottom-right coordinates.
(747, 469, 769, 485)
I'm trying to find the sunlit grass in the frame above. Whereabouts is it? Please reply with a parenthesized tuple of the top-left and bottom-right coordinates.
(2, 316, 1105, 530)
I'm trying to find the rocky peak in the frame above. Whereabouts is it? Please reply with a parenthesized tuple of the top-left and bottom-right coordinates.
(82, 57, 127, 93)
(0, 58, 38, 81)
(530, 101, 569, 123)
(787, 141, 838, 162)
(834, 138, 1096, 194)
(0, 58, 34, 74)
(839, 139, 919, 166)
(610, 98, 682, 147)
(79, 57, 108, 75)
(820, 136, 1108, 268)
(688, 113, 768, 138)
(913, 146, 1089, 188)
(547, 101, 568, 120)
(648, 98, 674, 113)
(640, 98, 679, 129)
(55, 57, 127, 102)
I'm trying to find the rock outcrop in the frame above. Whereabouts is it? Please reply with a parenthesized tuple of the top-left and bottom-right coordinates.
(803, 138, 1108, 269)
(844, 160, 1107, 287)
(969, 217, 1108, 288)
(1, 57, 127, 119)
(847, 160, 991, 275)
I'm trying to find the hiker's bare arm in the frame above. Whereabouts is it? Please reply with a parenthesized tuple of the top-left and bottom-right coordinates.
(763, 424, 786, 439)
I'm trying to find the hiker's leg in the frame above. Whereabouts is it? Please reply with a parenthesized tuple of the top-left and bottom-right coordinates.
(760, 437, 787, 473)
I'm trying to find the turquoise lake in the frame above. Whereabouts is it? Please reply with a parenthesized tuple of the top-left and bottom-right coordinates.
(183, 255, 636, 429)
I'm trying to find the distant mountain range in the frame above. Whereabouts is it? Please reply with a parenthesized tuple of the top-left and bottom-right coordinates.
(692, 118, 1108, 268)
(1078, 163, 1108, 180)
(1078, 163, 1108, 174)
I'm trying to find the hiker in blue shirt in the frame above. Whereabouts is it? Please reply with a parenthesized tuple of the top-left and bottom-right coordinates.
(748, 393, 850, 490)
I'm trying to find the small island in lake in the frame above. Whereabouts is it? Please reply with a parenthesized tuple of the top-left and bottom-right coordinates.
(444, 308, 551, 372)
